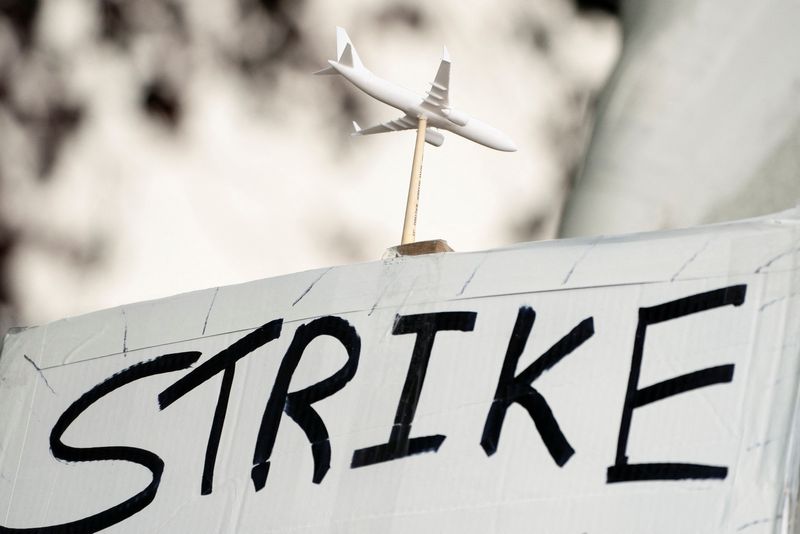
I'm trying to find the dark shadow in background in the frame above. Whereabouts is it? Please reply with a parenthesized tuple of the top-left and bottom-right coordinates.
(0, 0, 619, 330)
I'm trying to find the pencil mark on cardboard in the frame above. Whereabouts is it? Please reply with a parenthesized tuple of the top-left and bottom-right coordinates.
(23, 354, 55, 395)
(759, 292, 799, 312)
(736, 516, 779, 531)
(293, 268, 333, 307)
(671, 239, 711, 281)
(368, 284, 390, 316)
(562, 238, 600, 285)
(759, 296, 785, 312)
(755, 243, 800, 273)
(202, 287, 220, 335)
(457, 255, 487, 296)
(122, 309, 128, 355)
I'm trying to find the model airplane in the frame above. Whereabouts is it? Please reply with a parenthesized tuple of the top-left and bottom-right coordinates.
(315, 27, 517, 152)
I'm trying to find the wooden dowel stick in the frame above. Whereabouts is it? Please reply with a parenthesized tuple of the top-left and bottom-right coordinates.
(401, 115, 427, 245)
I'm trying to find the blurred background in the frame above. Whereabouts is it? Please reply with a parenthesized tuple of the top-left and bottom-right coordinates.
(2, 0, 798, 329)
(0, 0, 621, 326)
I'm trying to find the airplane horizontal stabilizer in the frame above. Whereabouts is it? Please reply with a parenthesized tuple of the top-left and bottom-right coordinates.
(313, 65, 338, 75)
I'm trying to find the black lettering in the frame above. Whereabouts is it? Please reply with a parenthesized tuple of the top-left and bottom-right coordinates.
(607, 284, 746, 483)
(481, 307, 594, 466)
(351, 311, 476, 468)
(158, 319, 283, 495)
(251, 316, 360, 490)
(0, 351, 200, 533)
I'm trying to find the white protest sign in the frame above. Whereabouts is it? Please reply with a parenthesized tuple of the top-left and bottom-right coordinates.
(1, 209, 799, 533)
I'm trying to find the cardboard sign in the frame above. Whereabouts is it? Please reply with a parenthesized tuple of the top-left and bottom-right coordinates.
(1, 209, 799, 533)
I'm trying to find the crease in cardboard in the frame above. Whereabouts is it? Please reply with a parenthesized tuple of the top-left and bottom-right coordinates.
(58, 320, 113, 367)
(16, 222, 798, 373)
(3, 323, 48, 523)
(22, 355, 55, 395)
(31, 272, 791, 373)
(778, 337, 800, 532)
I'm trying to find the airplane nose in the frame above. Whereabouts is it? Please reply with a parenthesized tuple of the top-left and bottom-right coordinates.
(463, 119, 518, 152)
(497, 136, 517, 152)
(487, 126, 517, 152)
(503, 139, 518, 152)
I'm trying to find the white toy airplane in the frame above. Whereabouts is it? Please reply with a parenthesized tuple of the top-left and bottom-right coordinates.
(315, 27, 517, 152)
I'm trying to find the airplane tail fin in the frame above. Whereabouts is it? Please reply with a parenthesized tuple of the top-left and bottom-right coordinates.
(336, 27, 350, 60)
(314, 27, 365, 75)
(334, 27, 364, 69)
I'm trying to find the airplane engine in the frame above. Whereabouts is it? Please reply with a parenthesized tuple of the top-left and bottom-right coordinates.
(425, 128, 445, 147)
(442, 108, 470, 127)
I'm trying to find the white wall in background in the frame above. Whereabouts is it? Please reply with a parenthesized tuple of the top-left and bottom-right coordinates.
(560, 0, 800, 237)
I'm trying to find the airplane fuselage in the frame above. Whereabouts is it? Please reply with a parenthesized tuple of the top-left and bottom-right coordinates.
(330, 63, 517, 152)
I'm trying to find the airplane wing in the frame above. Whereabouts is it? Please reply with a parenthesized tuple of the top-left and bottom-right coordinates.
(351, 115, 417, 136)
(421, 47, 450, 111)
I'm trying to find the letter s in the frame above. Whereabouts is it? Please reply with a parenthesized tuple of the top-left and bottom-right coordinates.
(0, 351, 200, 533)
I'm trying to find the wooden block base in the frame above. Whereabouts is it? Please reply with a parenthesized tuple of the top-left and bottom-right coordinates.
(384, 239, 454, 258)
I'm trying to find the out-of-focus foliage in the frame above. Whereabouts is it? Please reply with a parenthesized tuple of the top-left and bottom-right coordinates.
(0, 0, 619, 325)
